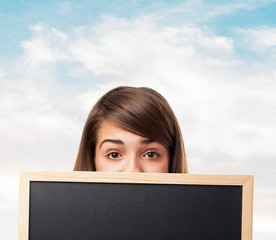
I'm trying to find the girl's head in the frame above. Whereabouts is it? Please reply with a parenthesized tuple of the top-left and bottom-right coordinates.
(74, 86, 188, 173)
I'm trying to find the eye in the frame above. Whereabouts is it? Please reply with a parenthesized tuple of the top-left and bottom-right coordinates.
(144, 151, 160, 159)
(106, 152, 122, 160)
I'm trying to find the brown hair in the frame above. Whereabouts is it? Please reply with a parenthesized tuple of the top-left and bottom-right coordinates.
(74, 86, 188, 173)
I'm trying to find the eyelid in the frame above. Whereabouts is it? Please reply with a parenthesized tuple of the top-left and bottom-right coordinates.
(143, 150, 160, 159)
(106, 151, 123, 160)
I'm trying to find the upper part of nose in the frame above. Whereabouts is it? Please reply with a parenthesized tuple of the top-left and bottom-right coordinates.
(122, 156, 143, 172)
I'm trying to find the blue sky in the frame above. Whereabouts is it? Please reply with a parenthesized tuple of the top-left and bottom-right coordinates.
(1, 0, 276, 62)
(0, 1, 276, 239)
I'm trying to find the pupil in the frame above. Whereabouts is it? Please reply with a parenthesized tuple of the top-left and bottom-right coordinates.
(112, 153, 118, 157)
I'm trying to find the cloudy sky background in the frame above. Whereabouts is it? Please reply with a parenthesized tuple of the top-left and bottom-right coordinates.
(1, 0, 276, 239)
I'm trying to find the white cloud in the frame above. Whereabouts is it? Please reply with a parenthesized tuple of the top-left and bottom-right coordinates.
(70, 17, 234, 82)
(0, 70, 81, 174)
(237, 26, 276, 52)
(0, 175, 19, 210)
(155, 0, 276, 23)
(0, 175, 18, 240)
(21, 23, 69, 73)
(254, 215, 276, 239)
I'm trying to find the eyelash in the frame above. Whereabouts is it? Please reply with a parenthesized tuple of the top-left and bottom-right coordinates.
(144, 151, 160, 159)
(105, 151, 160, 160)
(106, 152, 122, 160)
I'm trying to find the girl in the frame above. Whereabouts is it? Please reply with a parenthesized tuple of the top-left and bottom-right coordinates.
(74, 86, 187, 173)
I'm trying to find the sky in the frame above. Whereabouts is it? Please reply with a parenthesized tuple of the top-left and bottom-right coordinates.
(0, 0, 276, 239)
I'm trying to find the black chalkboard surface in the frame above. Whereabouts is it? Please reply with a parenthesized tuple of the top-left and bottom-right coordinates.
(18, 171, 254, 240)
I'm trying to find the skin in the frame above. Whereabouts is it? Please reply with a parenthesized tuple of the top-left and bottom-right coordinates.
(95, 120, 169, 173)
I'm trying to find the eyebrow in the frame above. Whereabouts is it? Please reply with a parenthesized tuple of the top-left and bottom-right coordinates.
(141, 139, 155, 144)
(99, 139, 155, 149)
(99, 139, 124, 149)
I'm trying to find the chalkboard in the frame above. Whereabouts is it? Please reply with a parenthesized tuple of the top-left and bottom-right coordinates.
(18, 171, 254, 240)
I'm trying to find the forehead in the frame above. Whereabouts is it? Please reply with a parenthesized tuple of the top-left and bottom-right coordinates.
(96, 120, 144, 140)
(95, 120, 169, 152)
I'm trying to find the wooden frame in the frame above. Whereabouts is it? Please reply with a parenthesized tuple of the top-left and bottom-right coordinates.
(18, 171, 253, 240)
